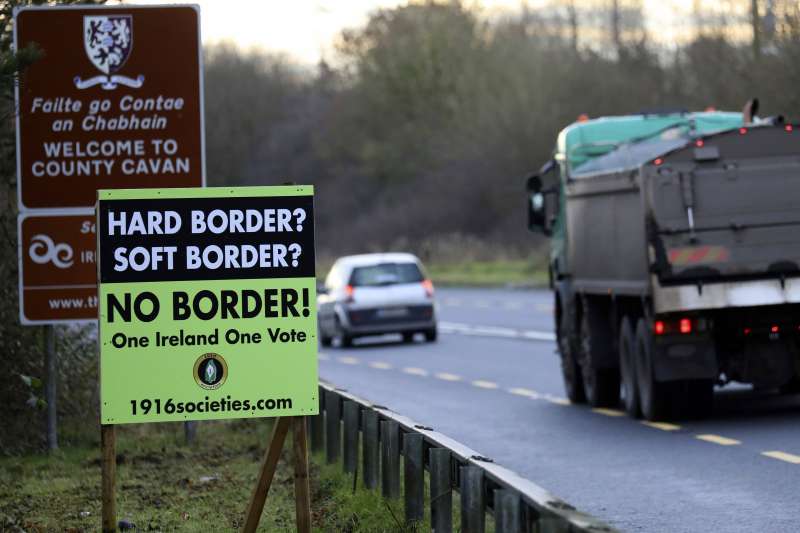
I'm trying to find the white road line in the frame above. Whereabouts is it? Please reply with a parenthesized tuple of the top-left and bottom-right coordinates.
(318, 353, 330, 360)
(641, 421, 681, 431)
(369, 361, 392, 370)
(521, 330, 558, 341)
(474, 301, 492, 308)
(435, 372, 462, 381)
(762, 451, 800, 464)
(504, 302, 524, 310)
(472, 325, 518, 336)
(438, 321, 555, 342)
(403, 367, 428, 377)
(337, 356, 359, 365)
(696, 434, 741, 446)
(472, 380, 499, 389)
(507, 387, 540, 399)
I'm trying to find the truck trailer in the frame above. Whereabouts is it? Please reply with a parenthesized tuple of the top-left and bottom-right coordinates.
(526, 109, 800, 420)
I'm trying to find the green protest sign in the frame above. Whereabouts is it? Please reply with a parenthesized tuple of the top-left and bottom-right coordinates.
(97, 186, 318, 424)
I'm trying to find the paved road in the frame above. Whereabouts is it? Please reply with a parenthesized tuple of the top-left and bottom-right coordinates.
(319, 287, 800, 533)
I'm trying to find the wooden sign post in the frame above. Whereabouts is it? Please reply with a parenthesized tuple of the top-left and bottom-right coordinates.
(243, 417, 311, 533)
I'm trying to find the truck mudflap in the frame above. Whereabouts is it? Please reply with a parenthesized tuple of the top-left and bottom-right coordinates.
(653, 335, 717, 381)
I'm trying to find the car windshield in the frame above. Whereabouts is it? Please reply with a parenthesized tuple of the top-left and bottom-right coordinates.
(350, 263, 424, 287)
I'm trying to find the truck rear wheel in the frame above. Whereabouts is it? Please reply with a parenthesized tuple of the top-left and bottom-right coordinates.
(635, 318, 669, 421)
(619, 317, 639, 417)
(558, 307, 586, 404)
(579, 302, 620, 407)
(580, 300, 619, 407)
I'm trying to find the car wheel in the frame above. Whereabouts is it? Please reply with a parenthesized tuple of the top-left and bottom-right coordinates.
(619, 317, 639, 417)
(579, 303, 619, 407)
(558, 305, 586, 404)
(320, 334, 333, 347)
(635, 318, 669, 421)
(402, 332, 415, 343)
(335, 317, 353, 348)
(424, 327, 437, 342)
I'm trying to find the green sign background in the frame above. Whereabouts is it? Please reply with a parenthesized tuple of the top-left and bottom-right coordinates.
(98, 186, 318, 424)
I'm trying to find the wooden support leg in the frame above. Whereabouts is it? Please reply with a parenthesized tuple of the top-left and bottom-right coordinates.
(101, 424, 116, 533)
(243, 417, 291, 533)
(292, 417, 312, 533)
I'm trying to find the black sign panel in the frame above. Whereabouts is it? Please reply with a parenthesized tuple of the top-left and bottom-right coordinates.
(98, 194, 315, 283)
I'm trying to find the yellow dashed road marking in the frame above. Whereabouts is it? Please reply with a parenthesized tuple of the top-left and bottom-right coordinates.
(508, 387, 540, 399)
(337, 356, 359, 365)
(369, 361, 392, 370)
(472, 380, 498, 389)
(403, 367, 428, 377)
(592, 408, 625, 417)
(545, 396, 571, 405)
(435, 372, 461, 381)
(641, 421, 681, 431)
(762, 451, 800, 464)
(696, 434, 741, 446)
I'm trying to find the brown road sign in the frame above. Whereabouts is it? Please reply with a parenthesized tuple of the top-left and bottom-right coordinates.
(14, 5, 205, 210)
(18, 212, 99, 324)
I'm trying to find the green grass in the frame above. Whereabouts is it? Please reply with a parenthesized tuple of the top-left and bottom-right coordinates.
(0, 421, 494, 532)
(426, 259, 548, 287)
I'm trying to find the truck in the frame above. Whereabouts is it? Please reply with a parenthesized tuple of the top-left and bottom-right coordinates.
(526, 108, 800, 420)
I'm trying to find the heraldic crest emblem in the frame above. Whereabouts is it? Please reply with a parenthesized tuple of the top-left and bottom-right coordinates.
(74, 15, 144, 90)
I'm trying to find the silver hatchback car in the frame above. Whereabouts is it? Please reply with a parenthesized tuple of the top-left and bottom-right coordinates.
(317, 253, 437, 347)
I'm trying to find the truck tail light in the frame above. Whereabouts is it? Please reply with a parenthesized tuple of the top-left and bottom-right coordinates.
(771, 325, 779, 333)
(654, 317, 700, 335)
(422, 279, 434, 298)
(345, 284, 355, 303)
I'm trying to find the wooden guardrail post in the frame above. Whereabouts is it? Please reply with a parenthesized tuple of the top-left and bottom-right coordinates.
(362, 409, 380, 490)
(343, 400, 359, 474)
(403, 433, 424, 525)
(309, 392, 324, 453)
(324, 389, 341, 464)
(494, 489, 521, 533)
(380, 420, 400, 498)
(430, 448, 452, 533)
(460, 466, 485, 533)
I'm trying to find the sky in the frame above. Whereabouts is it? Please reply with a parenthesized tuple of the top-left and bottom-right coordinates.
(124, 1, 739, 64)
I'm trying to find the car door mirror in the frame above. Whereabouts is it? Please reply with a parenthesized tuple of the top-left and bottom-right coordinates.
(316, 281, 328, 295)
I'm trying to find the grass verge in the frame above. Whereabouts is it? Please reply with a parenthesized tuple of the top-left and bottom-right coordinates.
(426, 259, 547, 287)
(0, 420, 492, 531)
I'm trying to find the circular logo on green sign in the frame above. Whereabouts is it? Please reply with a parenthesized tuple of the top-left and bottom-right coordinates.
(193, 353, 227, 390)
